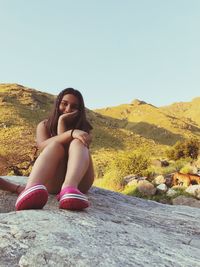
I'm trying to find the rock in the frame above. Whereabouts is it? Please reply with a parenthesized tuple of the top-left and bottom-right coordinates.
(156, 183, 168, 193)
(172, 195, 200, 208)
(186, 185, 200, 199)
(127, 179, 138, 187)
(123, 175, 137, 185)
(164, 175, 173, 187)
(130, 99, 147, 105)
(160, 160, 169, 167)
(0, 176, 200, 267)
(153, 175, 166, 185)
(152, 159, 162, 167)
(137, 180, 156, 196)
(126, 177, 147, 187)
(124, 175, 147, 186)
(151, 160, 169, 168)
(166, 188, 177, 197)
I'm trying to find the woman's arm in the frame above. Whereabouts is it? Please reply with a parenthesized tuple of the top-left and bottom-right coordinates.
(57, 110, 79, 135)
(37, 119, 92, 150)
(36, 120, 73, 150)
(72, 130, 92, 148)
(0, 177, 25, 194)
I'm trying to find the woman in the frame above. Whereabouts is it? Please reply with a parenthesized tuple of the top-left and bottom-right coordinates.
(15, 88, 94, 211)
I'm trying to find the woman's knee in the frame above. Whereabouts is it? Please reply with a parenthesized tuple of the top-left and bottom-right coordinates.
(70, 138, 83, 146)
(69, 139, 87, 150)
(43, 141, 65, 157)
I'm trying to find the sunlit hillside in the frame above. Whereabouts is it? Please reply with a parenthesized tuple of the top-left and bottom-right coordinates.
(161, 97, 200, 127)
(0, 84, 54, 174)
(0, 83, 200, 179)
(95, 98, 200, 146)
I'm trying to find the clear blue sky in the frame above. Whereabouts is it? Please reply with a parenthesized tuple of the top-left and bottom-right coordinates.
(0, 0, 200, 109)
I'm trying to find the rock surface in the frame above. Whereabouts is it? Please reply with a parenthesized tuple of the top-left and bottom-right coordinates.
(172, 195, 200, 208)
(186, 185, 200, 199)
(0, 176, 200, 267)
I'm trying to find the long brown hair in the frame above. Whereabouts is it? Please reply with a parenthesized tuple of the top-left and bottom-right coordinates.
(46, 88, 92, 136)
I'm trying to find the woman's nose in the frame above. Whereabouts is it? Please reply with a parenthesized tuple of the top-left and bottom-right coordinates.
(65, 104, 72, 112)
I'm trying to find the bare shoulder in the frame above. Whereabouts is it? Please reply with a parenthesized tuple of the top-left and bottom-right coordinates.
(37, 119, 48, 128)
(37, 119, 48, 132)
(36, 119, 50, 143)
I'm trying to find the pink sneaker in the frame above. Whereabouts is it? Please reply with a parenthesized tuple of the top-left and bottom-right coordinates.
(57, 187, 89, 210)
(15, 184, 48, 211)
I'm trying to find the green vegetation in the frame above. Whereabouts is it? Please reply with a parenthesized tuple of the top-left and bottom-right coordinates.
(166, 138, 200, 160)
(0, 84, 54, 175)
(94, 151, 150, 191)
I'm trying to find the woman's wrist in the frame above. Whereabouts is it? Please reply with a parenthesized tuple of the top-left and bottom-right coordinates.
(15, 185, 22, 194)
(71, 129, 75, 139)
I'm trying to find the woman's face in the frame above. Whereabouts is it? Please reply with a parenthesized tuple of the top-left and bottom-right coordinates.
(59, 94, 80, 114)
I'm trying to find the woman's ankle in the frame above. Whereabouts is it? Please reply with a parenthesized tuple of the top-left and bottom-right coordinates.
(61, 183, 78, 190)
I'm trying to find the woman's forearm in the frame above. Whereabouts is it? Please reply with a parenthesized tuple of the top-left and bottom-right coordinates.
(0, 178, 24, 194)
(57, 116, 67, 135)
(37, 130, 73, 150)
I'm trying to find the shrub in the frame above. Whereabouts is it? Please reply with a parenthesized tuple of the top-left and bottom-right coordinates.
(101, 151, 150, 191)
(180, 165, 193, 174)
(114, 152, 149, 177)
(102, 169, 123, 191)
(166, 138, 200, 160)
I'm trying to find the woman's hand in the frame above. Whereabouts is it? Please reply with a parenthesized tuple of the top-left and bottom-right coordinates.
(72, 129, 92, 147)
(58, 110, 79, 134)
(59, 110, 79, 122)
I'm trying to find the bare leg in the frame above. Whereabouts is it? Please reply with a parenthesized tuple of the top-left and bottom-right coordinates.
(61, 139, 94, 191)
(25, 139, 94, 194)
(26, 141, 65, 189)
(44, 158, 67, 194)
(0, 177, 24, 194)
(78, 154, 94, 193)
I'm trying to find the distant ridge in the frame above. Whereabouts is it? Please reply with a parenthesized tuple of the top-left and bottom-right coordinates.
(130, 99, 147, 105)
(94, 94, 200, 147)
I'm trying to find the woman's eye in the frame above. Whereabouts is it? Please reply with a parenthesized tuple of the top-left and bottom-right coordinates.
(61, 102, 67, 106)
(61, 102, 79, 110)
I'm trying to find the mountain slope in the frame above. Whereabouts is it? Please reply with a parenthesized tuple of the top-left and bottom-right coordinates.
(95, 98, 200, 145)
(161, 97, 200, 127)
(0, 84, 55, 174)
